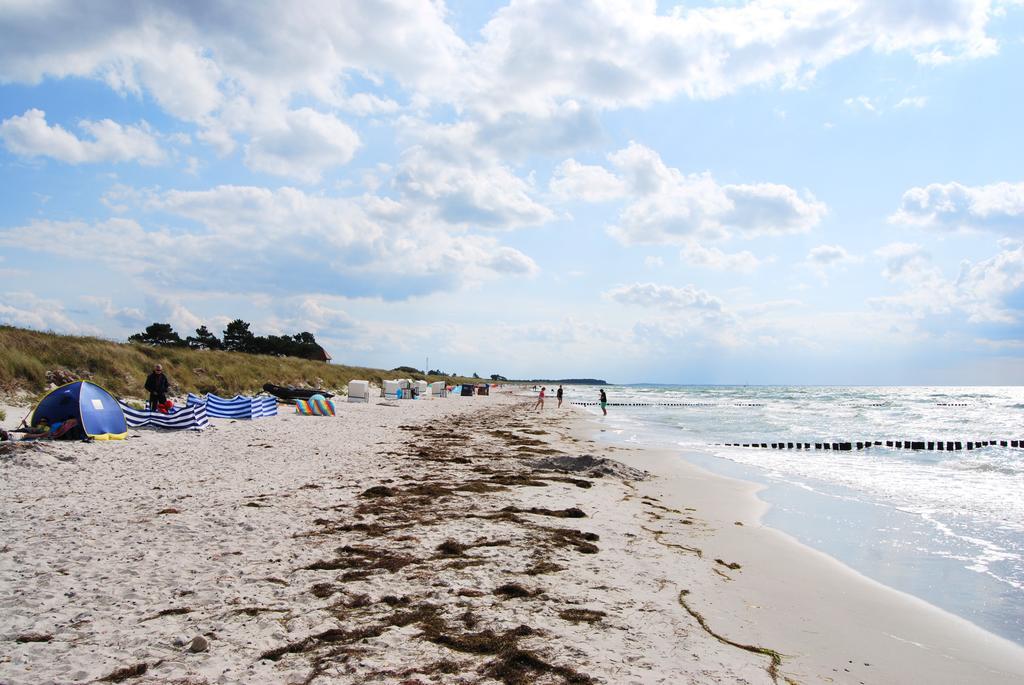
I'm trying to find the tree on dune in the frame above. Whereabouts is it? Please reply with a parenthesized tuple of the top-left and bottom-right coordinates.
(128, 322, 185, 347)
(222, 319, 256, 353)
(186, 325, 222, 350)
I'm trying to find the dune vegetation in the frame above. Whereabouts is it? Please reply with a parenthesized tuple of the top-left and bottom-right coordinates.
(0, 325, 474, 400)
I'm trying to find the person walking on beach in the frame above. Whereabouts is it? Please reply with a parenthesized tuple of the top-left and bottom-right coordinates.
(145, 364, 170, 412)
(534, 386, 546, 411)
(599, 388, 608, 416)
(556, 385, 564, 408)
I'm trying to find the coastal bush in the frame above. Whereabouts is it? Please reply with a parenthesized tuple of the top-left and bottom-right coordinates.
(0, 325, 475, 399)
(0, 347, 47, 388)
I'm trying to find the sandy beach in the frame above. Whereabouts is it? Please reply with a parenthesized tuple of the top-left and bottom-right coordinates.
(3, 391, 1024, 684)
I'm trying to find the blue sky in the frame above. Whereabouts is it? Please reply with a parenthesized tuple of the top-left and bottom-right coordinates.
(1, 0, 1022, 384)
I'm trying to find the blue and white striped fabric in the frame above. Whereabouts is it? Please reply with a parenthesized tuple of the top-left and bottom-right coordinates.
(119, 402, 209, 430)
(186, 393, 278, 419)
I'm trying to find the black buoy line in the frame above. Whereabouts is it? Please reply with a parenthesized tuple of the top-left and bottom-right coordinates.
(714, 440, 1022, 451)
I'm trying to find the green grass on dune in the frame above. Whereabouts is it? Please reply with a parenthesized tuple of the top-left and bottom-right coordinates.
(0, 325, 474, 400)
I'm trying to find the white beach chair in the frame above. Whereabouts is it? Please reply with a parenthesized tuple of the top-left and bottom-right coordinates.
(347, 380, 370, 403)
(383, 380, 401, 400)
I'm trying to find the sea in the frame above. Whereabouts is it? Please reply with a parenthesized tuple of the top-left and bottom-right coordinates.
(557, 384, 1024, 645)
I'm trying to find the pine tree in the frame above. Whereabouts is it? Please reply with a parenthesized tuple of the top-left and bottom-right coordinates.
(222, 319, 256, 352)
(186, 325, 222, 350)
(128, 322, 185, 347)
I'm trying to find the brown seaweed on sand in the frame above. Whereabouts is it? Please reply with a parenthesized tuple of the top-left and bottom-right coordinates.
(558, 608, 607, 624)
(677, 590, 789, 684)
(272, 403, 611, 683)
(98, 662, 149, 682)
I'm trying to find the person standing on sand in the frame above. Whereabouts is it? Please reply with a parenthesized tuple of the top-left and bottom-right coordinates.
(599, 388, 608, 416)
(556, 385, 564, 408)
(534, 386, 546, 411)
(144, 364, 170, 412)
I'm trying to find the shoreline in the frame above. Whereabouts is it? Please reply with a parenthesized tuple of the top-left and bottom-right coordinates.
(3, 394, 1024, 683)
(568, 408, 1024, 683)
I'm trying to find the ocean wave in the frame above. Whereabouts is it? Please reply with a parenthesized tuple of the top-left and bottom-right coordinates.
(948, 461, 1023, 476)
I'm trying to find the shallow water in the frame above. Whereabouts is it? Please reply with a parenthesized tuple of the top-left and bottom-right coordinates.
(558, 384, 1024, 645)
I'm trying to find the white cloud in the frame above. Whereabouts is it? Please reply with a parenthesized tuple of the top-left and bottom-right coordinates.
(0, 292, 100, 335)
(494, 317, 623, 349)
(896, 96, 929, 109)
(600, 142, 825, 245)
(251, 296, 359, 339)
(485, 246, 541, 275)
(296, 298, 355, 330)
(890, 181, 1024, 233)
(121, 41, 225, 121)
(644, 256, 664, 269)
(393, 130, 554, 229)
(973, 337, 1024, 351)
(845, 95, 878, 112)
(244, 108, 360, 183)
(870, 241, 1024, 323)
(875, 242, 931, 279)
(805, 244, 861, 282)
(606, 282, 722, 312)
(956, 243, 1024, 323)
(722, 183, 827, 236)
(340, 93, 401, 116)
(460, 0, 1000, 119)
(808, 244, 856, 265)
(869, 243, 955, 316)
(0, 184, 539, 301)
(0, 2, 464, 114)
(144, 296, 204, 334)
(0, 1, 1007, 162)
(626, 297, 932, 358)
(549, 159, 626, 202)
(196, 124, 236, 156)
(0, 109, 164, 165)
(473, 100, 604, 156)
(844, 94, 930, 115)
(681, 243, 766, 273)
(80, 295, 148, 328)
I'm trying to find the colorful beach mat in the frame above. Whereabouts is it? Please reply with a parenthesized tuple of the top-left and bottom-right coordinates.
(295, 398, 337, 416)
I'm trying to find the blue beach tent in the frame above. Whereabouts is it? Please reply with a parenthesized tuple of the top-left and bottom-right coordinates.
(31, 381, 128, 441)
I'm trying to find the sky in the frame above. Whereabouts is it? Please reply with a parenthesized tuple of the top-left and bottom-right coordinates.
(1, 0, 1023, 384)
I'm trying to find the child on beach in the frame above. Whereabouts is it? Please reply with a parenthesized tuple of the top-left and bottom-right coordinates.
(534, 386, 546, 411)
(557, 385, 563, 408)
(599, 389, 607, 416)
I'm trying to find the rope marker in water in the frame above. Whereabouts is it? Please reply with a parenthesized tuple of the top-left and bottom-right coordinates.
(720, 439, 1020, 452)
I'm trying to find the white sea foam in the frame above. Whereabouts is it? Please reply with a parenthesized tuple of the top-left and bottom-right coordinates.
(564, 384, 1024, 640)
